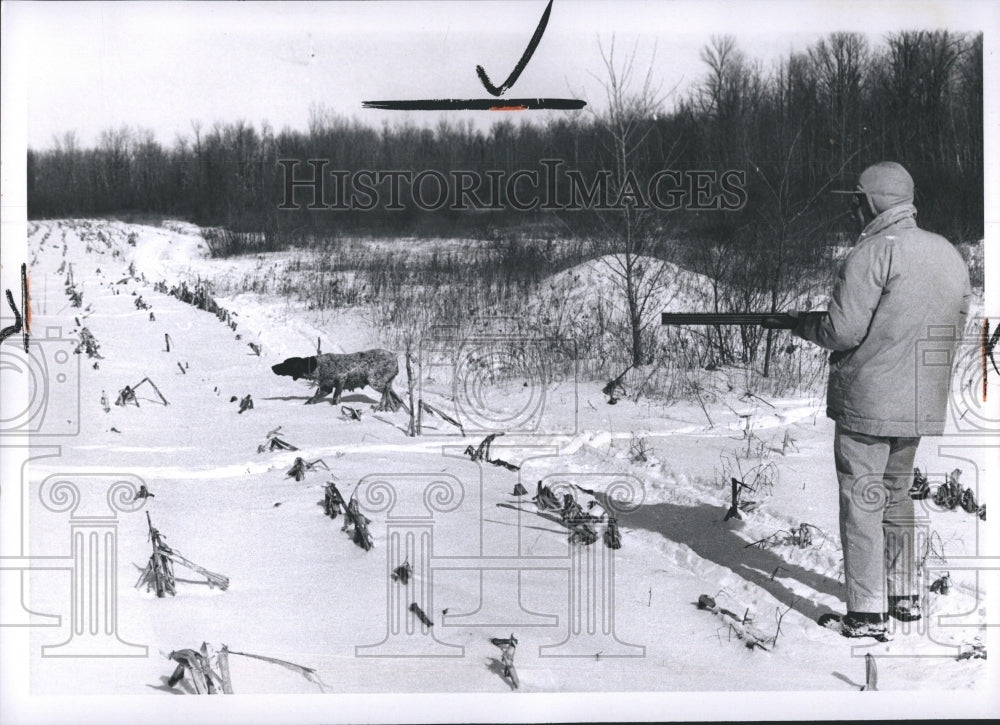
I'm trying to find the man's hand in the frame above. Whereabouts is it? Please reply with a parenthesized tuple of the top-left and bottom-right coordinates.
(762, 313, 799, 330)
(788, 310, 828, 341)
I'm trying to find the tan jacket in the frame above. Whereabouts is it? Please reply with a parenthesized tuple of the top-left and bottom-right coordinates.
(795, 204, 972, 437)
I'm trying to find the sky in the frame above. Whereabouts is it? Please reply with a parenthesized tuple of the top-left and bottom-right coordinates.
(4, 0, 994, 151)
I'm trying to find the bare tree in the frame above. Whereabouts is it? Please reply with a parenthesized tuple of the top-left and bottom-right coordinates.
(746, 37, 866, 376)
(692, 35, 860, 375)
(698, 35, 763, 124)
(808, 33, 870, 173)
(589, 36, 679, 368)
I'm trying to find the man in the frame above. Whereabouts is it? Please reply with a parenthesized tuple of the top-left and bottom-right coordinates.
(771, 162, 972, 638)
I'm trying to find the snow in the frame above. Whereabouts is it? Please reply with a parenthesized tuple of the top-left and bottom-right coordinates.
(8, 220, 996, 713)
(525, 254, 717, 345)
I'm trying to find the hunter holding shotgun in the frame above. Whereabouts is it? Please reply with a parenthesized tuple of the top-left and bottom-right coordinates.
(663, 162, 971, 638)
(779, 162, 970, 638)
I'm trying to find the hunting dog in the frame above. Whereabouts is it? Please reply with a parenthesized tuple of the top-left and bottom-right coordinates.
(271, 349, 401, 410)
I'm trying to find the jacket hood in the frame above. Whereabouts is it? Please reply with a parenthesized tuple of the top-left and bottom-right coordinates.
(858, 162, 914, 214)
(860, 203, 917, 240)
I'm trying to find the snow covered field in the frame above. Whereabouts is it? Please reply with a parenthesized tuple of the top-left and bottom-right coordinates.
(7, 219, 995, 708)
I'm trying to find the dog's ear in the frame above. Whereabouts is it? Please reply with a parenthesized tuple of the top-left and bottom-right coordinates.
(289, 357, 306, 381)
(272, 356, 316, 381)
(272, 357, 301, 379)
(288, 356, 319, 381)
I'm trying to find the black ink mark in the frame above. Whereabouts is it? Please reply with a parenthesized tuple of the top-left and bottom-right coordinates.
(476, 0, 553, 97)
(22, 262, 30, 351)
(362, 97, 585, 111)
(986, 319, 999, 403)
(0, 289, 22, 346)
(362, 0, 584, 113)
(0, 264, 29, 351)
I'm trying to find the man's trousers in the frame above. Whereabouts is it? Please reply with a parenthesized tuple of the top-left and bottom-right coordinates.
(834, 424, 921, 614)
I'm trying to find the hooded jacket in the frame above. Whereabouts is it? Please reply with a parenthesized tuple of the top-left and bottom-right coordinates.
(794, 204, 972, 437)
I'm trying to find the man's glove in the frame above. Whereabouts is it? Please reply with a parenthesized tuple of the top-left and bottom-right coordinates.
(761, 313, 799, 330)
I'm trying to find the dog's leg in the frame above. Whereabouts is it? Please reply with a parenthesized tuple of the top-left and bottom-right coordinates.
(376, 387, 398, 412)
(306, 385, 333, 405)
(331, 385, 343, 405)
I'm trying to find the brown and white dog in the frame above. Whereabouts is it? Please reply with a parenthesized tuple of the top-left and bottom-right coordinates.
(271, 349, 400, 410)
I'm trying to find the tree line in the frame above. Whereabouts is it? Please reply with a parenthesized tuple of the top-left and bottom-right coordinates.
(28, 31, 981, 248)
(26, 30, 982, 376)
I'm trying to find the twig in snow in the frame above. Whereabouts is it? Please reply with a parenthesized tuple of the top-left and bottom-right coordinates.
(323, 481, 346, 518)
(862, 653, 878, 691)
(392, 560, 413, 585)
(741, 390, 775, 408)
(137, 514, 229, 597)
(604, 516, 622, 549)
(116, 377, 169, 407)
(490, 634, 519, 689)
(224, 647, 328, 693)
(115, 385, 139, 407)
(693, 383, 714, 428)
(420, 400, 464, 434)
(167, 645, 224, 694)
(257, 427, 298, 453)
(930, 572, 951, 595)
(724, 477, 745, 521)
(464, 432, 519, 470)
(602, 365, 632, 404)
(409, 602, 433, 627)
(74, 327, 103, 358)
(285, 456, 329, 481)
(343, 492, 374, 550)
(770, 599, 796, 646)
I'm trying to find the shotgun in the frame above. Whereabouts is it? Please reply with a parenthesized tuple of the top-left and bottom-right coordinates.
(661, 312, 798, 329)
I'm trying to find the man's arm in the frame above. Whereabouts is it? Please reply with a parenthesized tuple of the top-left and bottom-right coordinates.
(794, 241, 888, 351)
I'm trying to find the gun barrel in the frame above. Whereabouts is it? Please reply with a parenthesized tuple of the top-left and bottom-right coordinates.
(660, 313, 796, 326)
